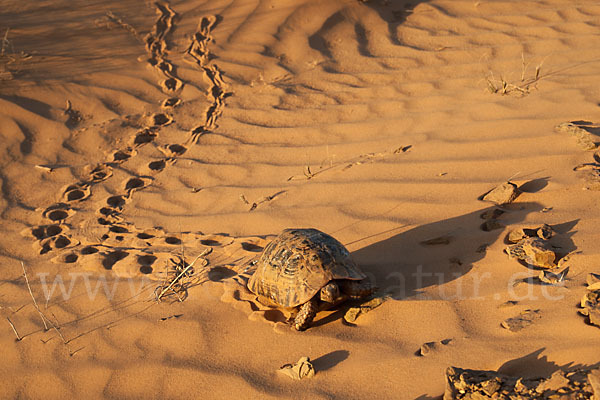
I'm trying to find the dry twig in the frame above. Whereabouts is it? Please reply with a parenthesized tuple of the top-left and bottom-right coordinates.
(6, 317, 21, 341)
(21, 261, 48, 330)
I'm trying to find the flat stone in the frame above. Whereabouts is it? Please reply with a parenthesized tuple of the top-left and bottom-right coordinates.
(587, 273, 600, 290)
(505, 237, 556, 268)
(536, 370, 570, 393)
(278, 356, 315, 380)
(343, 295, 388, 323)
(481, 181, 521, 205)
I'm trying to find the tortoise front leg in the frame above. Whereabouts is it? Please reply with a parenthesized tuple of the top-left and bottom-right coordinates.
(293, 297, 318, 331)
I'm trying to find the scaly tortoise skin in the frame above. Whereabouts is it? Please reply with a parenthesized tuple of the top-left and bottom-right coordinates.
(247, 228, 374, 330)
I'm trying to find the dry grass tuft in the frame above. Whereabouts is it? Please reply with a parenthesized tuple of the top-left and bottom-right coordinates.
(485, 53, 547, 97)
(154, 248, 211, 302)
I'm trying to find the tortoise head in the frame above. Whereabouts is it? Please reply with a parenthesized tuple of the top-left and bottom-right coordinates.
(319, 281, 340, 303)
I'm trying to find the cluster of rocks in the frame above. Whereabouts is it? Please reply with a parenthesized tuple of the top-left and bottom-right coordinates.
(580, 273, 600, 328)
(505, 224, 558, 269)
(444, 366, 600, 400)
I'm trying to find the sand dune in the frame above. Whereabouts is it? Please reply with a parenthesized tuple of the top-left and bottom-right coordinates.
(1, 0, 600, 398)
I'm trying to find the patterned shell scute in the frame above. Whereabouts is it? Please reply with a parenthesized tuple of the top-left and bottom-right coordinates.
(248, 229, 366, 307)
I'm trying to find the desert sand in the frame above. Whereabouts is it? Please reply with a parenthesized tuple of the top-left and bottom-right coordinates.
(1, 0, 600, 398)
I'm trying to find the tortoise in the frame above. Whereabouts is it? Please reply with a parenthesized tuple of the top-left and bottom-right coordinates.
(247, 228, 375, 330)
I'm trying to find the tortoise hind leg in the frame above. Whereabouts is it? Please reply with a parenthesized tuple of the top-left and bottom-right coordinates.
(293, 297, 318, 331)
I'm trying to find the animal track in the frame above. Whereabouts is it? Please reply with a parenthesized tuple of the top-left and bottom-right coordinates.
(185, 15, 217, 67)
(42, 203, 73, 222)
(159, 144, 187, 157)
(148, 159, 167, 172)
(106, 195, 128, 209)
(38, 234, 79, 255)
(29, 224, 63, 240)
(87, 164, 113, 182)
(165, 236, 182, 245)
(145, 2, 182, 94)
(81, 246, 99, 255)
(62, 183, 91, 202)
(200, 239, 221, 246)
(27, 8, 239, 283)
(102, 250, 129, 270)
(241, 242, 264, 252)
(184, 15, 231, 143)
(57, 252, 79, 264)
(137, 254, 157, 274)
(149, 112, 173, 127)
(132, 129, 157, 146)
(112, 148, 137, 163)
(208, 266, 236, 282)
(124, 177, 152, 193)
(162, 97, 181, 108)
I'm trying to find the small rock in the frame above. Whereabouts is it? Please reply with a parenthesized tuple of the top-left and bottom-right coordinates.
(537, 224, 554, 240)
(278, 356, 315, 380)
(507, 228, 532, 243)
(444, 366, 598, 400)
(418, 339, 451, 356)
(589, 369, 600, 397)
(507, 224, 554, 243)
(343, 295, 388, 323)
(501, 309, 541, 332)
(481, 182, 521, 205)
(539, 267, 569, 285)
(586, 273, 600, 290)
(536, 370, 570, 393)
(579, 289, 600, 327)
(481, 378, 501, 396)
(419, 342, 436, 356)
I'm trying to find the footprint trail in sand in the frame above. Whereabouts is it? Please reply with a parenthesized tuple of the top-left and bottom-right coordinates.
(24, 2, 262, 282)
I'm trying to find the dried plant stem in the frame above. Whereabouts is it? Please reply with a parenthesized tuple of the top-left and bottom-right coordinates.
(156, 249, 210, 301)
(20, 262, 69, 344)
(6, 317, 21, 341)
(21, 261, 48, 331)
(1, 28, 9, 57)
(48, 318, 67, 344)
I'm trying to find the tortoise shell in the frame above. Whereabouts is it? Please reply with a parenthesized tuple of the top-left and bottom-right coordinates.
(247, 228, 366, 307)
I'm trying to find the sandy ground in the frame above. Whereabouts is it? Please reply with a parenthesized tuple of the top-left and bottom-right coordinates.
(1, 0, 600, 398)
